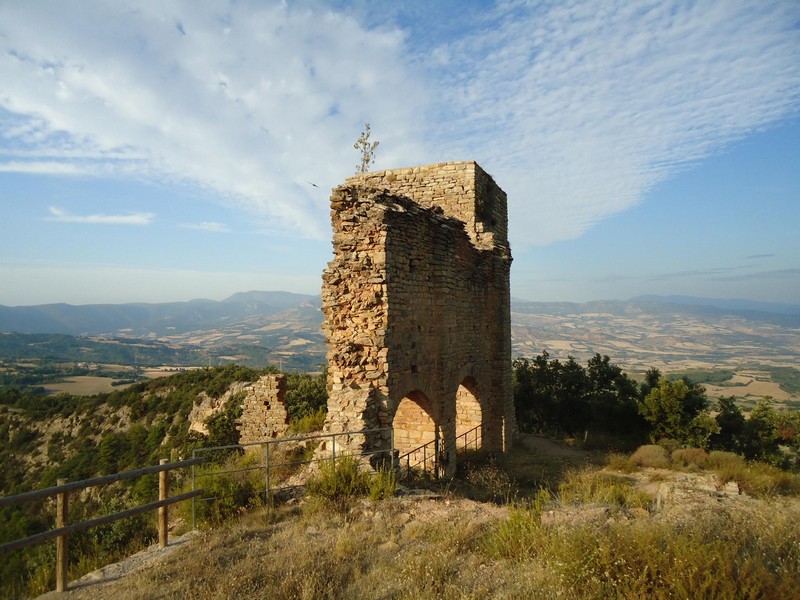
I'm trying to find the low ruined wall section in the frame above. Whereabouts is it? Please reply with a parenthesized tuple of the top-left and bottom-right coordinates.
(237, 374, 289, 444)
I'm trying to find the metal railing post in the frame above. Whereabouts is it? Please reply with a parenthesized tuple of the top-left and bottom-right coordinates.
(158, 459, 168, 548)
(56, 478, 68, 593)
(390, 427, 395, 470)
(331, 433, 337, 468)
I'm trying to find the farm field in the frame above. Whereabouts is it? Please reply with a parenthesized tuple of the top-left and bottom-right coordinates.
(43, 375, 132, 395)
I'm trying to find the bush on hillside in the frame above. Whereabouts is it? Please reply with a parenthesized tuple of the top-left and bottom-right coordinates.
(630, 445, 670, 469)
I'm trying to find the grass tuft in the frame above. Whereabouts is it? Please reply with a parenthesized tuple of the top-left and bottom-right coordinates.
(464, 456, 519, 504)
(558, 468, 651, 509)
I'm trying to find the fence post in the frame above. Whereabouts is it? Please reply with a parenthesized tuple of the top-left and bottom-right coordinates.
(265, 442, 271, 510)
(191, 451, 197, 531)
(331, 433, 337, 469)
(159, 459, 169, 548)
(56, 478, 68, 593)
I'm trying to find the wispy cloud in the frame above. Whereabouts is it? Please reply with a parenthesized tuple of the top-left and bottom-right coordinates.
(709, 268, 800, 282)
(746, 254, 776, 260)
(424, 0, 800, 243)
(0, 161, 91, 175)
(0, 1, 798, 246)
(46, 206, 154, 225)
(179, 221, 230, 233)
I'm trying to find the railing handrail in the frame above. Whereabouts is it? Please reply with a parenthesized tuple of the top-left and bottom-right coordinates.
(0, 457, 205, 508)
(455, 424, 481, 442)
(0, 489, 203, 554)
(397, 437, 437, 463)
(191, 427, 391, 455)
(190, 427, 396, 527)
(0, 456, 205, 593)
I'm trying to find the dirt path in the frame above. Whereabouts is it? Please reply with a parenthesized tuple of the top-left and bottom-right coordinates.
(37, 531, 199, 599)
(515, 433, 588, 458)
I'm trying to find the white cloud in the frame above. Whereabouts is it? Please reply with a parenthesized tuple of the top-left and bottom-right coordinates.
(179, 221, 230, 233)
(46, 206, 154, 225)
(424, 0, 800, 243)
(0, 1, 429, 239)
(0, 0, 798, 247)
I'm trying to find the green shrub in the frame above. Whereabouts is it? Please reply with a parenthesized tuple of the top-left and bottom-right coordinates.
(306, 455, 370, 509)
(185, 453, 263, 527)
(289, 407, 327, 434)
(630, 444, 670, 468)
(368, 465, 396, 501)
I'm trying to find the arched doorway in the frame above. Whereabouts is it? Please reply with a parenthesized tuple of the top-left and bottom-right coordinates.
(393, 391, 437, 472)
(455, 377, 482, 451)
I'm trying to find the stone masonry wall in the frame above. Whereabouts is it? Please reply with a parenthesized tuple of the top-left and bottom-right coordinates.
(322, 161, 515, 476)
(237, 374, 289, 444)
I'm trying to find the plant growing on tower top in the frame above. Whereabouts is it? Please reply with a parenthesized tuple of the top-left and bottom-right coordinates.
(354, 122, 379, 174)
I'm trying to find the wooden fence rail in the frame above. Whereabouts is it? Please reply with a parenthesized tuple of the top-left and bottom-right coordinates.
(0, 457, 205, 593)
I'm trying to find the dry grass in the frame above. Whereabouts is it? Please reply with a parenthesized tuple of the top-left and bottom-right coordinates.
(483, 501, 800, 599)
(41, 438, 800, 599)
(557, 468, 651, 510)
(57, 467, 800, 600)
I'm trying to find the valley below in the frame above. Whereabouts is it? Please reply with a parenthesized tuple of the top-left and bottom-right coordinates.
(2, 293, 799, 406)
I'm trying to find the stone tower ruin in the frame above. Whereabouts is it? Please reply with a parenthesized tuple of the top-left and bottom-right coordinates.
(321, 161, 515, 477)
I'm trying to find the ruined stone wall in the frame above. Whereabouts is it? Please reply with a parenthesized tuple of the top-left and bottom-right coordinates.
(237, 374, 289, 444)
(322, 161, 515, 475)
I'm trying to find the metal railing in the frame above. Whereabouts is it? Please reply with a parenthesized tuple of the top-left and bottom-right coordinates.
(0, 457, 205, 593)
(456, 425, 482, 453)
(191, 428, 393, 523)
(398, 437, 439, 477)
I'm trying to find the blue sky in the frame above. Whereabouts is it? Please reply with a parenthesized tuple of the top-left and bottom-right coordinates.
(1, 0, 798, 306)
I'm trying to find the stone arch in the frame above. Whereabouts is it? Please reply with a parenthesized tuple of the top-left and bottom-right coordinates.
(455, 376, 482, 451)
(393, 390, 437, 471)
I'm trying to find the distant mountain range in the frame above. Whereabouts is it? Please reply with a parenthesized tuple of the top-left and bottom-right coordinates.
(1, 292, 798, 373)
(0, 291, 319, 336)
(631, 295, 800, 316)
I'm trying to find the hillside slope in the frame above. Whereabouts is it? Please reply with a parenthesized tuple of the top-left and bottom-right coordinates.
(38, 437, 800, 600)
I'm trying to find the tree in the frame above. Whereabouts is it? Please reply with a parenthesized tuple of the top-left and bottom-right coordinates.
(513, 352, 646, 441)
(740, 398, 781, 464)
(284, 370, 328, 422)
(710, 396, 746, 453)
(354, 122, 379, 173)
(585, 353, 642, 437)
(641, 378, 716, 446)
(513, 353, 560, 433)
(639, 367, 661, 400)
